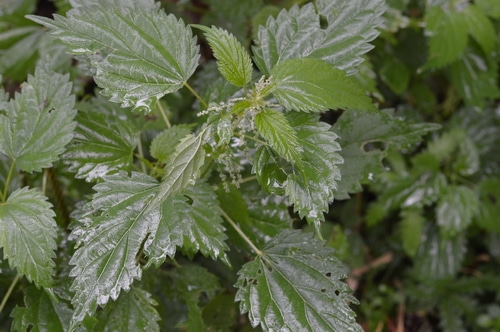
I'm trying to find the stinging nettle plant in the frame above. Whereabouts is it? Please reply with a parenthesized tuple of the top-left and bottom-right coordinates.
(0, 0, 441, 330)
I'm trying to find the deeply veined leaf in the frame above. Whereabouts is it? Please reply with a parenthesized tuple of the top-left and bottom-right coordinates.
(64, 110, 137, 182)
(285, 113, 343, 225)
(437, 185, 479, 238)
(463, 4, 496, 55)
(253, 0, 384, 75)
(69, 0, 160, 10)
(235, 230, 362, 331)
(255, 108, 302, 164)
(143, 182, 229, 268)
(0, 187, 57, 288)
(423, 6, 468, 69)
(95, 287, 160, 332)
(332, 109, 441, 199)
(271, 58, 375, 112)
(28, 6, 200, 111)
(11, 286, 72, 332)
(0, 64, 76, 173)
(193, 25, 253, 87)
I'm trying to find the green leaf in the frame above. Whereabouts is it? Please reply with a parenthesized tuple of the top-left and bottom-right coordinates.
(476, 179, 500, 232)
(149, 125, 192, 163)
(463, 4, 496, 55)
(0, 64, 76, 173)
(437, 185, 479, 238)
(143, 182, 229, 267)
(0, 187, 57, 288)
(64, 109, 137, 182)
(28, 6, 199, 112)
(253, 0, 385, 75)
(332, 109, 440, 199)
(475, 0, 500, 18)
(285, 113, 343, 225)
(400, 208, 425, 257)
(193, 25, 252, 87)
(11, 287, 72, 332)
(235, 230, 362, 331)
(95, 287, 160, 332)
(271, 58, 375, 112)
(423, 6, 468, 69)
(255, 108, 302, 164)
(379, 58, 410, 94)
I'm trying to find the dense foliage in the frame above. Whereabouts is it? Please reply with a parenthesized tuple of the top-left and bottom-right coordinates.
(0, 0, 499, 331)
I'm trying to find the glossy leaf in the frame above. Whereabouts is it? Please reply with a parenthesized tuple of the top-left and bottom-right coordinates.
(28, 6, 199, 111)
(193, 25, 252, 87)
(332, 109, 440, 199)
(11, 287, 72, 332)
(437, 185, 479, 238)
(95, 287, 160, 332)
(0, 188, 57, 288)
(235, 230, 362, 331)
(271, 58, 375, 112)
(64, 110, 137, 182)
(0, 64, 76, 173)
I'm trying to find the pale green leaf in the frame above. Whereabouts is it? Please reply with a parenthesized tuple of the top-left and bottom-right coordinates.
(0, 187, 57, 288)
(475, 0, 500, 18)
(95, 287, 160, 332)
(64, 110, 137, 182)
(332, 109, 441, 199)
(68, 0, 160, 10)
(271, 58, 375, 112)
(423, 6, 468, 69)
(463, 4, 496, 55)
(235, 230, 362, 332)
(149, 126, 191, 163)
(11, 286, 72, 332)
(285, 113, 343, 225)
(400, 208, 425, 257)
(255, 108, 302, 164)
(0, 64, 76, 173)
(193, 25, 252, 87)
(437, 185, 479, 238)
(379, 58, 410, 94)
(28, 6, 199, 111)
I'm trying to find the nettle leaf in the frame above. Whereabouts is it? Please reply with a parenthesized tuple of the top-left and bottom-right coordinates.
(332, 109, 440, 199)
(400, 208, 425, 257)
(28, 6, 199, 111)
(0, 64, 76, 173)
(0, 187, 57, 288)
(423, 6, 468, 69)
(143, 182, 229, 267)
(463, 4, 496, 55)
(437, 185, 479, 238)
(95, 287, 160, 332)
(255, 108, 302, 164)
(285, 113, 343, 225)
(11, 286, 72, 332)
(150, 126, 192, 163)
(235, 230, 362, 332)
(253, 0, 384, 75)
(271, 58, 375, 112)
(476, 179, 500, 232)
(193, 25, 252, 87)
(64, 110, 137, 182)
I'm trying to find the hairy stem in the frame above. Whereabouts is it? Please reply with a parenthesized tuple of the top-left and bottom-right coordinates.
(156, 101, 171, 128)
(220, 208, 262, 256)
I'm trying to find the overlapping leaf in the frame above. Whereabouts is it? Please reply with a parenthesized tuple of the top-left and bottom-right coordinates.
(193, 25, 253, 87)
(0, 188, 57, 288)
(64, 110, 137, 182)
(271, 58, 375, 112)
(150, 126, 191, 163)
(28, 6, 199, 111)
(332, 109, 440, 199)
(0, 64, 76, 173)
(437, 185, 479, 238)
(235, 230, 362, 331)
(253, 0, 385, 75)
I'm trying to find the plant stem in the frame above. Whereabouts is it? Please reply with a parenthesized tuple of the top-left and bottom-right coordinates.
(183, 81, 208, 109)
(0, 274, 20, 314)
(42, 168, 48, 195)
(219, 208, 262, 256)
(137, 133, 147, 174)
(2, 159, 16, 203)
(156, 101, 171, 128)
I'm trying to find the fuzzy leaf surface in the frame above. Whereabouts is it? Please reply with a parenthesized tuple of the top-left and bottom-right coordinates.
(235, 230, 362, 332)
(194, 25, 252, 87)
(64, 110, 137, 182)
(0, 188, 57, 288)
(0, 65, 76, 172)
(271, 58, 375, 112)
(11, 287, 72, 332)
(28, 6, 199, 111)
(332, 109, 440, 199)
(95, 287, 160, 332)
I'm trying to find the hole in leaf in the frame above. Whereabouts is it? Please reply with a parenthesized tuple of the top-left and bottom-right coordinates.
(252, 279, 258, 286)
(319, 15, 328, 29)
(257, 269, 262, 274)
(321, 289, 326, 293)
(48, 108, 54, 114)
(363, 141, 387, 152)
(325, 272, 332, 277)
(335, 290, 340, 296)
(184, 195, 194, 205)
